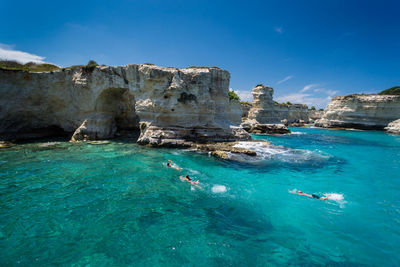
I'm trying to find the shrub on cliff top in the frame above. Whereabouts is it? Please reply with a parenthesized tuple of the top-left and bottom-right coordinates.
(0, 60, 60, 72)
(379, 86, 400, 95)
(228, 90, 240, 101)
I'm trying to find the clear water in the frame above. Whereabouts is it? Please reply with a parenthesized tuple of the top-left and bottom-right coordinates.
(0, 128, 399, 266)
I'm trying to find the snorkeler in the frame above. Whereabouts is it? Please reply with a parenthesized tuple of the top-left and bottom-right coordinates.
(292, 190, 330, 200)
(167, 160, 182, 171)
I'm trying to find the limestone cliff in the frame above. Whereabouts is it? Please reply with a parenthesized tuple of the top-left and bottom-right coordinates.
(315, 95, 400, 130)
(240, 85, 309, 133)
(385, 119, 400, 134)
(240, 101, 252, 119)
(245, 85, 309, 124)
(225, 99, 242, 125)
(0, 64, 250, 145)
(308, 110, 324, 122)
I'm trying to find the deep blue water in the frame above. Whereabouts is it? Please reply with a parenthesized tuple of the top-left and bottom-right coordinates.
(0, 127, 399, 266)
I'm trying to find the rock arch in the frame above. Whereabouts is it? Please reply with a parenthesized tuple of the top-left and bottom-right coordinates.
(71, 88, 140, 141)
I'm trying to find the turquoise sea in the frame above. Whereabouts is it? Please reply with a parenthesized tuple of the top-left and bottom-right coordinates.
(0, 127, 399, 266)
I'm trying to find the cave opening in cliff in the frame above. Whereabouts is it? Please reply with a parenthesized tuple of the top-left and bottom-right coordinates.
(95, 88, 140, 141)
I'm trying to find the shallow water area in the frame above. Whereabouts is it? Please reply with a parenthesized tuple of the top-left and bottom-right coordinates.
(1, 128, 400, 266)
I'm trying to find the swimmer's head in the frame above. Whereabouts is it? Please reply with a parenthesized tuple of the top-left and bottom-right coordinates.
(167, 163, 171, 167)
(185, 175, 191, 181)
(298, 190, 302, 193)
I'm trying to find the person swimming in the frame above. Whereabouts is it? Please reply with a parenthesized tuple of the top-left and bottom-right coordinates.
(292, 190, 330, 200)
(180, 175, 200, 187)
(167, 160, 182, 171)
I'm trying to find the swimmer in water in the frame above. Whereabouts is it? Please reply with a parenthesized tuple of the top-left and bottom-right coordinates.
(167, 160, 182, 171)
(293, 190, 330, 200)
(180, 175, 200, 187)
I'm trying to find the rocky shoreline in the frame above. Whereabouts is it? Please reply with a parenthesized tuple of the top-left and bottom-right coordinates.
(315, 95, 400, 130)
(2, 62, 398, 161)
(0, 64, 250, 146)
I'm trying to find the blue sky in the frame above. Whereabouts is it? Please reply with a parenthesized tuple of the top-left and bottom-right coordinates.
(1, 0, 399, 108)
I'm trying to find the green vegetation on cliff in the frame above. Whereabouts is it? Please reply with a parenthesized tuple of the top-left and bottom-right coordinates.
(228, 90, 240, 101)
(379, 86, 400, 95)
(0, 60, 60, 72)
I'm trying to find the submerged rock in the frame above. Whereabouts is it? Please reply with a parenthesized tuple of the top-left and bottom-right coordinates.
(315, 95, 400, 130)
(385, 119, 400, 134)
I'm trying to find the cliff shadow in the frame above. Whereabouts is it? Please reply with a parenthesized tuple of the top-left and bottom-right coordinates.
(94, 87, 140, 141)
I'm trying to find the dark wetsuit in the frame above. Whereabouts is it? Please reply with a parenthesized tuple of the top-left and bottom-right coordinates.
(312, 194, 320, 199)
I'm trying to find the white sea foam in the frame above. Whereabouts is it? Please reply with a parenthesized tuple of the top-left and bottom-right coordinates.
(232, 141, 330, 163)
(291, 132, 306, 135)
(37, 142, 60, 147)
(187, 169, 200, 175)
(212, 185, 227, 193)
(326, 193, 344, 201)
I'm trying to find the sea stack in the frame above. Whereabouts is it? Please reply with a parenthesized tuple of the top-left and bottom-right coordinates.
(315, 94, 400, 130)
(0, 64, 250, 146)
(241, 84, 309, 133)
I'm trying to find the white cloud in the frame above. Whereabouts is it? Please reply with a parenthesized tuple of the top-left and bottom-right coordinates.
(276, 75, 294, 85)
(232, 89, 253, 102)
(274, 27, 283, 34)
(313, 88, 338, 96)
(0, 44, 46, 64)
(275, 93, 332, 109)
(300, 83, 319, 93)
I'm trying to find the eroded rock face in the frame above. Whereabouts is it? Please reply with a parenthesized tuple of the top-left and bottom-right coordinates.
(315, 95, 400, 130)
(308, 110, 324, 122)
(246, 85, 309, 124)
(226, 99, 242, 125)
(240, 85, 309, 134)
(240, 101, 252, 118)
(71, 113, 116, 142)
(0, 64, 250, 145)
(241, 119, 290, 134)
(385, 119, 400, 134)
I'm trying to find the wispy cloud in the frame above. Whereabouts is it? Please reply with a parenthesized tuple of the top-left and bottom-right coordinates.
(275, 93, 332, 109)
(274, 27, 283, 34)
(232, 89, 253, 102)
(276, 75, 294, 85)
(313, 88, 339, 96)
(0, 44, 46, 64)
(276, 83, 340, 109)
(300, 83, 319, 93)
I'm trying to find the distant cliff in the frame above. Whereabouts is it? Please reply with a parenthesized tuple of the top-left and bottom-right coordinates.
(315, 95, 400, 130)
(385, 119, 400, 134)
(245, 85, 309, 124)
(0, 64, 250, 146)
(309, 110, 324, 121)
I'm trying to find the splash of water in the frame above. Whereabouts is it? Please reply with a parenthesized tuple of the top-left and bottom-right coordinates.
(212, 185, 227, 193)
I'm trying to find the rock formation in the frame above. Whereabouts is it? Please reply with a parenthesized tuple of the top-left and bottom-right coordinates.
(245, 85, 309, 124)
(315, 95, 400, 130)
(0, 64, 250, 146)
(225, 99, 242, 125)
(240, 101, 252, 118)
(308, 110, 324, 122)
(385, 119, 400, 134)
(241, 119, 290, 134)
(240, 85, 309, 133)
